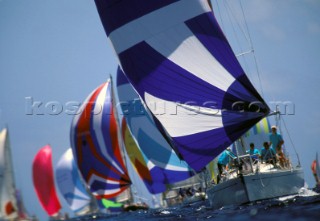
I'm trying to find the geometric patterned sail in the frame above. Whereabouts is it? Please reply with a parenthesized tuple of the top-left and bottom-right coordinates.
(70, 79, 131, 199)
(94, 0, 270, 171)
(55, 148, 92, 214)
(117, 68, 194, 194)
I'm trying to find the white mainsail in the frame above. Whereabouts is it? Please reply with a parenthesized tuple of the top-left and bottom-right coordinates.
(0, 128, 18, 219)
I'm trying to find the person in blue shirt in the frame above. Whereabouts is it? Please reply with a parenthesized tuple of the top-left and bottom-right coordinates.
(260, 142, 276, 165)
(269, 125, 284, 152)
(269, 125, 287, 167)
(247, 143, 260, 161)
(217, 148, 233, 183)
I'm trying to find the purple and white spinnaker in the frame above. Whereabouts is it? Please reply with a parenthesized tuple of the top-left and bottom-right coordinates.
(94, 0, 270, 171)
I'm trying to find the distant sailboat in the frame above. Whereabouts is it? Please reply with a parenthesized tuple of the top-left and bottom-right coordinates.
(32, 145, 62, 217)
(0, 127, 28, 220)
(55, 148, 96, 216)
(70, 78, 148, 212)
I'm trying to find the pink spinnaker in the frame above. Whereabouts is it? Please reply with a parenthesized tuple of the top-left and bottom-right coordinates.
(32, 145, 61, 216)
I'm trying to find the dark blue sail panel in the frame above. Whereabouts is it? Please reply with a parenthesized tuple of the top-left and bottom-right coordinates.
(95, 0, 179, 35)
(95, 0, 270, 171)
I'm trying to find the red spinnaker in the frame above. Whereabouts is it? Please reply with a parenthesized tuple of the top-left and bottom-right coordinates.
(32, 145, 61, 216)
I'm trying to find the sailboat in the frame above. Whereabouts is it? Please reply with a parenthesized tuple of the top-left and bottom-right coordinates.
(207, 120, 304, 208)
(311, 152, 320, 192)
(70, 78, 148, 212)
(55, 148, 96, 216)
(0, 127, 29, 220)
(93, 0, 304, 208)
(32, 145, 62, 218)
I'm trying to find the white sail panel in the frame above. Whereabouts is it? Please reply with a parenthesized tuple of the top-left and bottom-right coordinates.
(109, 0, 211, 54)
(145, 92, 223, 137)
(146, 24, 235, 92)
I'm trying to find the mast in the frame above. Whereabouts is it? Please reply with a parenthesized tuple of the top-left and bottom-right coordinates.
(0, 129, 5, 218)
(112, 75, 151, 206)
(110, 76, 134, 205)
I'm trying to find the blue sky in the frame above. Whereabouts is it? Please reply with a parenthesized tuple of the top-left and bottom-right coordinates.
(0, 0, 319, 220)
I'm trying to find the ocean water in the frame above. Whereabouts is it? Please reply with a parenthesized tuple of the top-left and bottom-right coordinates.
(70, 190, 320, 221)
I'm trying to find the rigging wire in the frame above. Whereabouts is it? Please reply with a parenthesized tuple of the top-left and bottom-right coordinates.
(239, 0, 265, 98)
(224, 0, 250, 78)
(280, 115, 301, 167)
(213, 1, 298, 171)
(217, 0, 264, 97)
(215, 0, 225, 32)
(225, 1, 251, 46)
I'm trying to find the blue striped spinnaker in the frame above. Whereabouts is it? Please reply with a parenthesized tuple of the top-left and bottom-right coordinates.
(94, 0, 270, 171)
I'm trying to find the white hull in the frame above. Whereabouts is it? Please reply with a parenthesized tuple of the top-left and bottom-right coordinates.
(207, 167, 304, 209)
